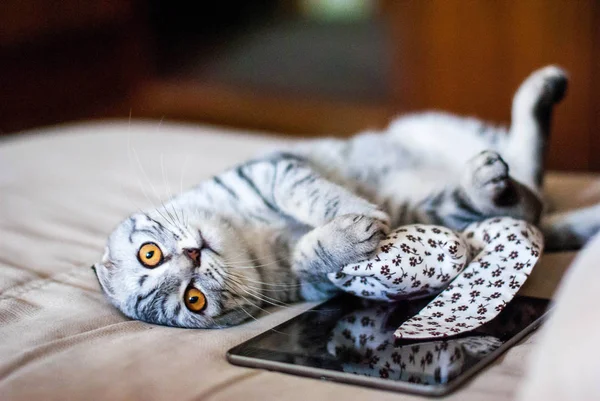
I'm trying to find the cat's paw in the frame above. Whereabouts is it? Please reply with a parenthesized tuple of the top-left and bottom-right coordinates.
(463, 151, 519, 208)
(467, 151, 509, 191)
(515, 65, 568, 112)
(535, 65, 568, 105)
(362, 209, 391, 232)
(328, 214, 389, 264)
(293, 213, 389, 278)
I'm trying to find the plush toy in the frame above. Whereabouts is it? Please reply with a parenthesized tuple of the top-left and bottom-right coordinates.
(328, 217, 543, 340)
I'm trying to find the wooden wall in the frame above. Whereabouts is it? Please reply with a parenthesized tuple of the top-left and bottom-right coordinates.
(385, 0, 599, 171)
(1, 1, 598, 172)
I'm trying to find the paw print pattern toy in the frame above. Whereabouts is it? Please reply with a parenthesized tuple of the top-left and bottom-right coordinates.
(328, 217, 543, 339)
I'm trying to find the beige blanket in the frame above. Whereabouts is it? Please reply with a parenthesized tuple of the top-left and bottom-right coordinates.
(1, 121, 598, 401)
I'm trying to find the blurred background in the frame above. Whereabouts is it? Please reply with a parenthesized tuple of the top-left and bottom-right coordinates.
(1, 0, 598, 171)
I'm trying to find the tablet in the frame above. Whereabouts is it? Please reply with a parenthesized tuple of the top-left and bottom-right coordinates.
(227, 294, 550, 396)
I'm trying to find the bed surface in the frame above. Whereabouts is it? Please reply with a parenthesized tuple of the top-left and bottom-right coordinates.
(1, 121, 599, 401)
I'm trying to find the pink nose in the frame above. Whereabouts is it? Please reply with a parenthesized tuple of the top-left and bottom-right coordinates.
(184, 248, 201, 265)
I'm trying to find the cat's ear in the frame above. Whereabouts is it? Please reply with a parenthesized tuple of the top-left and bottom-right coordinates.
(92, 247, 116, 296)
(100, 246, 111, 265)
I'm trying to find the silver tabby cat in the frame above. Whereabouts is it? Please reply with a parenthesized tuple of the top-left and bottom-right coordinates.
(93, 66, 600, 328)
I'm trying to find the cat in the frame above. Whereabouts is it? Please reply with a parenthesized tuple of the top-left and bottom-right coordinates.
(93, 65, 600, 329)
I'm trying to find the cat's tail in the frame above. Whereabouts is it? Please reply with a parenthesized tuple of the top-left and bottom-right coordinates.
(540, 204, 600, 251)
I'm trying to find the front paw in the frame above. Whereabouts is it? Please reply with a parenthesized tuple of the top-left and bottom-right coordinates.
(294, 213, 390, 278)
(328, 214, 389, 264)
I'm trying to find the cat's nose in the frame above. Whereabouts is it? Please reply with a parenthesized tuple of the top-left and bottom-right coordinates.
(183, 248, 201, 266)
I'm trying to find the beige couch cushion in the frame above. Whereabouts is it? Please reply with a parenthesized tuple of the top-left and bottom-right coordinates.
(1, 121, 598, 401)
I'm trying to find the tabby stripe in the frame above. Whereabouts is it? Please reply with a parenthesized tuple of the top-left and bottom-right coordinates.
(324, 197, 340, 219)
(213, 176, 239, 199)
(282, 161, 296, 176)
(128, 217, 137, 243)
(247, 213, 271, 224)
(289, 173, 317, 191)
(268, 152, 306, 163)
(314, 240, 337, 269)
(396, 201, 408, 225)
(270, 160, 279, 204)
(236, 166, 280, 214)
(451, 189, 483, 218)
(419, 191, 446, 225)
(246, 247, 261, 270)
(148, 283, 178, 320)
(153, 218, 169, 236)
(135, 287, 159, 312)
(160, 293, 170, 317)
(309, 193, 320, 215)
(129, 228, 158, 244)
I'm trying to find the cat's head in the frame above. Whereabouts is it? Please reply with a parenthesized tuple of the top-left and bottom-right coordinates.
(93, 209, 260, 328)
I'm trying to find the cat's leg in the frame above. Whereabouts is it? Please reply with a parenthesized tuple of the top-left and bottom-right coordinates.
(384, 151, 542, 231)
(238, 155, 390, 228)
(383, 151, 543, 230)
(540, 204, 600, 251)
(291, 214, 387, 300)
(505, 66, 568, 191)
(460, 151, 600, 251)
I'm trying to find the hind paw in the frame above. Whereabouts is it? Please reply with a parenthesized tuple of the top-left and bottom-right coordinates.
(535, 65, 568, 105)
(464, 151, 519, 208)
(514, 66, 568, 113)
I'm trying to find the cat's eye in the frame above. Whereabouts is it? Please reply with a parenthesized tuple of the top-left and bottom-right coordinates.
(184, 286, 207, 313)
(137, 242, 163, 268)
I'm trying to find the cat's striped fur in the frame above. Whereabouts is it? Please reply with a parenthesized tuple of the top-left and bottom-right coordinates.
(94, 66, 600, 328)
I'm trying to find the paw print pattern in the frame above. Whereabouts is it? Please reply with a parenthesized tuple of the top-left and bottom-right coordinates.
(326, 305, 502, 384)
(394, 217, 543, 339)
(328, 225, 468, 301)
(326, 217, 543, 340)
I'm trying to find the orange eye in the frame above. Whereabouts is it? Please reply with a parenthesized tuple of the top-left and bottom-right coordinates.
(138, 243, 163, 268)
(184, 286, 207, 313)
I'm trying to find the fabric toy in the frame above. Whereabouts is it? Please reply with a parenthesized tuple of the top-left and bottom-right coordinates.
(328, 217, 543, 339)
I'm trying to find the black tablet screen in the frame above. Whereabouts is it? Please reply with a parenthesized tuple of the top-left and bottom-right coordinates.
(228, 294, 549, 387)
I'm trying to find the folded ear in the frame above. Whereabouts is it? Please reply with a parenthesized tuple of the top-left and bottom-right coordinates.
(101, 246, 111, 265)
(92, 246, 116, 297)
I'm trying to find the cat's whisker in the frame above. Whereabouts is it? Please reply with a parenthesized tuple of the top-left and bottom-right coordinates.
(126, 123, 182, 237)
(128, 134, 180, 230)
(215, 251, 290, 268)
(130, 139, 166, 209)
(240, 286, 295, 308)
(127, 139, 182, 234)
(116, 118, 148, 217)
(226, 292, 261, 324)
(127, 120, 161, 213)
(219, 268, 293, 331)
(245, 283, 299, 293)
(159, 154, 181, 226)
(223, 281, 273, 315)
(223, 273, 294, 307)
(226, 270, 303, 289)
(178, 154, 191, 227)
